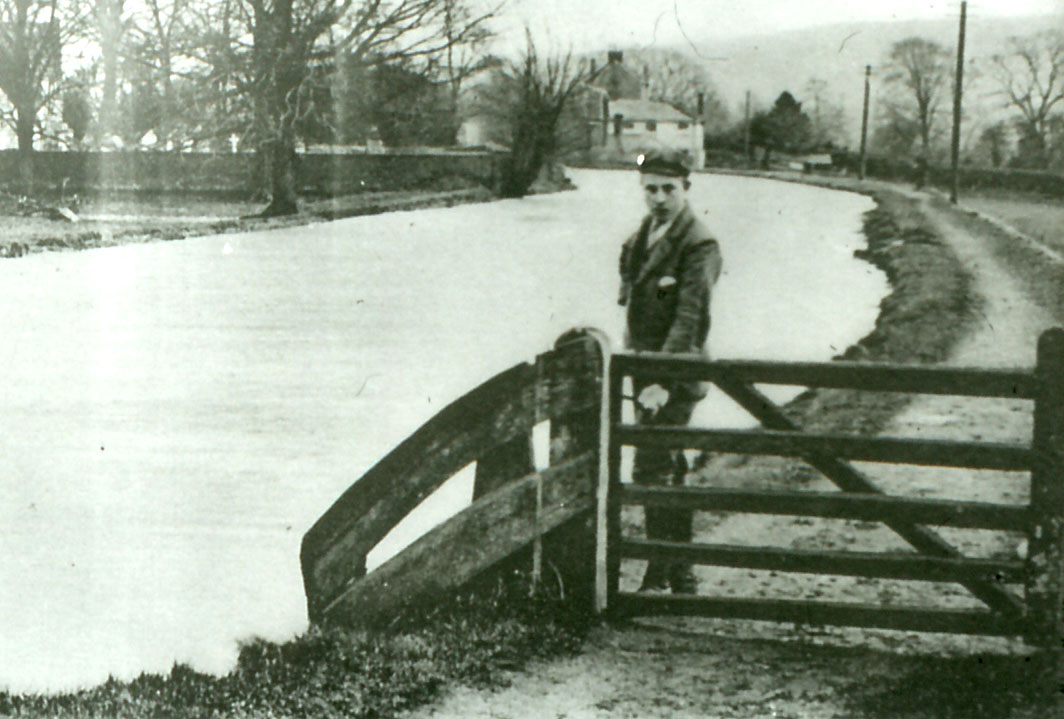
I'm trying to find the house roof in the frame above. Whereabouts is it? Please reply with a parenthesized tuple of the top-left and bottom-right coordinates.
(589, 60, 642, 100)
(610, 99, 692, 123)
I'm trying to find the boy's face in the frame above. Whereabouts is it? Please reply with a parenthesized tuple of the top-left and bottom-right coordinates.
(640, 172, 688, 225)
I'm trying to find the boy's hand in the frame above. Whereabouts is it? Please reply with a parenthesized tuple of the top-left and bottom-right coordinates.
(637, 384, 670, 414)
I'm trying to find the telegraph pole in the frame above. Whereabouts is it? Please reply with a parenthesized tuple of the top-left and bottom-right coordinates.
(950, 1, 967, 204)
(859, 65, 871, 180)
(743, 90, 751, 165)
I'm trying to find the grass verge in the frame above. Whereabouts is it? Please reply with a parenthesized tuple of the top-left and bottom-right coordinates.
(0, 187, 495, 256)
(784, 188, 981, 435)
(0, 577, 593, 718)
(948, 195, 1064, 326)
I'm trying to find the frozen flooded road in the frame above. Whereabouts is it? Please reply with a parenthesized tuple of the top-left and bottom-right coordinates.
(0, 169, 886, 692)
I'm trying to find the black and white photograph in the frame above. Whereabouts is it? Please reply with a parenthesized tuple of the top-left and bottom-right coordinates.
(1, 0, 1064, 716)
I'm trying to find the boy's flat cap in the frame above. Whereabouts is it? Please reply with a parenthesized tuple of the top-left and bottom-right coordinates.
(636, 148, 692, 177)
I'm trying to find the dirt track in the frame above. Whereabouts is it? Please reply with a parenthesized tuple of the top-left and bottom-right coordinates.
(400, 187, 1062, 719)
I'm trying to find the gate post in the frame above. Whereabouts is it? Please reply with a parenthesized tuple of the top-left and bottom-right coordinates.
(595, 358, 622, 614)
(1026, 328, 1064, 654)
(538, 329, 609, 604)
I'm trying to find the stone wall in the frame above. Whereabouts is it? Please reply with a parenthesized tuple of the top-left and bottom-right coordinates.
(0, 149, 503, 198)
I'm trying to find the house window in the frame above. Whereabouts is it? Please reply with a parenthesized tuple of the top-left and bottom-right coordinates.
(623, 121, 635, 129)
(677, 122, 689, 130)
(646, 121, 657, 131)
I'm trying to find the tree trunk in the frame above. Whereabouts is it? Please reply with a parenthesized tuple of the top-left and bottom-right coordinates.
(251, 0, 301, 217)
(15, 104, 35, 194)
(1033, 121, 1050, 169)
(160, 49, 173, 149)
(917, 133, 931, 189)
(260, 136, 299, 217)
(501, 138, 542, 197)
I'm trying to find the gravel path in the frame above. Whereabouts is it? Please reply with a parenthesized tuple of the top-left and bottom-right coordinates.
(400, 190, 1062, 719)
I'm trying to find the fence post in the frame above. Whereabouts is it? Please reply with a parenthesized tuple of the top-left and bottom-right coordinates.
(1027, 328, 1064, 656)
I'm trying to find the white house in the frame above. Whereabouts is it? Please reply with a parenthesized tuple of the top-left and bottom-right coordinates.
(454, 50, 705, 168)
(605, 98, 704, 169)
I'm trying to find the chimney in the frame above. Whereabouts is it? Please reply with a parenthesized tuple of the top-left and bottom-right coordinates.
(590, 58, 597, 77)
(642, 65, 649, 100)
(607, 50, 622, 64)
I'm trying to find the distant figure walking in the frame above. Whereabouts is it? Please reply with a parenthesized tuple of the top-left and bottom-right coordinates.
(617, 149, 722, 594)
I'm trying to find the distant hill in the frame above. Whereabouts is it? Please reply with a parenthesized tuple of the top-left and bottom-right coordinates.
(676, 13, 1063, 147)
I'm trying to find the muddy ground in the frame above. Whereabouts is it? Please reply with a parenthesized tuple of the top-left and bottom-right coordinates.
(400, 180, 1064, 719)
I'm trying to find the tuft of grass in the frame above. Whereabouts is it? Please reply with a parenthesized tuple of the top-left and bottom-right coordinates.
(0, 575, 594, 718)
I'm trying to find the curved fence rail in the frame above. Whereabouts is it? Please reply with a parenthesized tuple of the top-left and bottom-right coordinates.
(301, 329, 608, 625)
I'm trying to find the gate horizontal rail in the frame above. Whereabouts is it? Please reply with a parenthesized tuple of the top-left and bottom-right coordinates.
(615, 594, 1023, 636)
(615, 425, 1034, 470)
(617, 485, 1030, 531)
(620, 538, 1025, 584)
(612, 353, 1038, 399)
(596, 328, 1064, 645)
(704, 375, 1028, 619)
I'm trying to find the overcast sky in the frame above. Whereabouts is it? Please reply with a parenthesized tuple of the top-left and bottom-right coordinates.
(500, 0, 1063, 51)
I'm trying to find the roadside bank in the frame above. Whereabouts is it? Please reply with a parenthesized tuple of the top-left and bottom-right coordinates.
(0, 186, 496, 258)
(0, 160, 581, 260)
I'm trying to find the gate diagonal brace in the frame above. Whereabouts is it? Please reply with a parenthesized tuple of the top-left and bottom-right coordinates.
(711, 371, 1025, 618)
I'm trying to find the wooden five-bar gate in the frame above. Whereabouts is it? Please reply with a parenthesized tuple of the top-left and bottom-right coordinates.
(302, 327, 1064, 650)
(595, 328, 1064, 646)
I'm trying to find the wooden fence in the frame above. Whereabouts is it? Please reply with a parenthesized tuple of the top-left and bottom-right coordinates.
(595, 328, 1064, 646)
(302, 326, 1063, 647)
(300, 329, 608, 626)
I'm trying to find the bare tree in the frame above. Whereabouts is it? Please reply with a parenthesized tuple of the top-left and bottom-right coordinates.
(975, 120, 1010, 167)
(125, 0, 189, 148)
(481, 31, 588, 198)
(803, 77, 846, 148)
(436, 0, 495, 142)
(611, 47, 727, 127)
(0, 0, 84, 188)
(191, 0, 496, 217)
(179, 0, 251, 151)
(991, 30, 1064, 169)
(882, 37, 952, 186)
